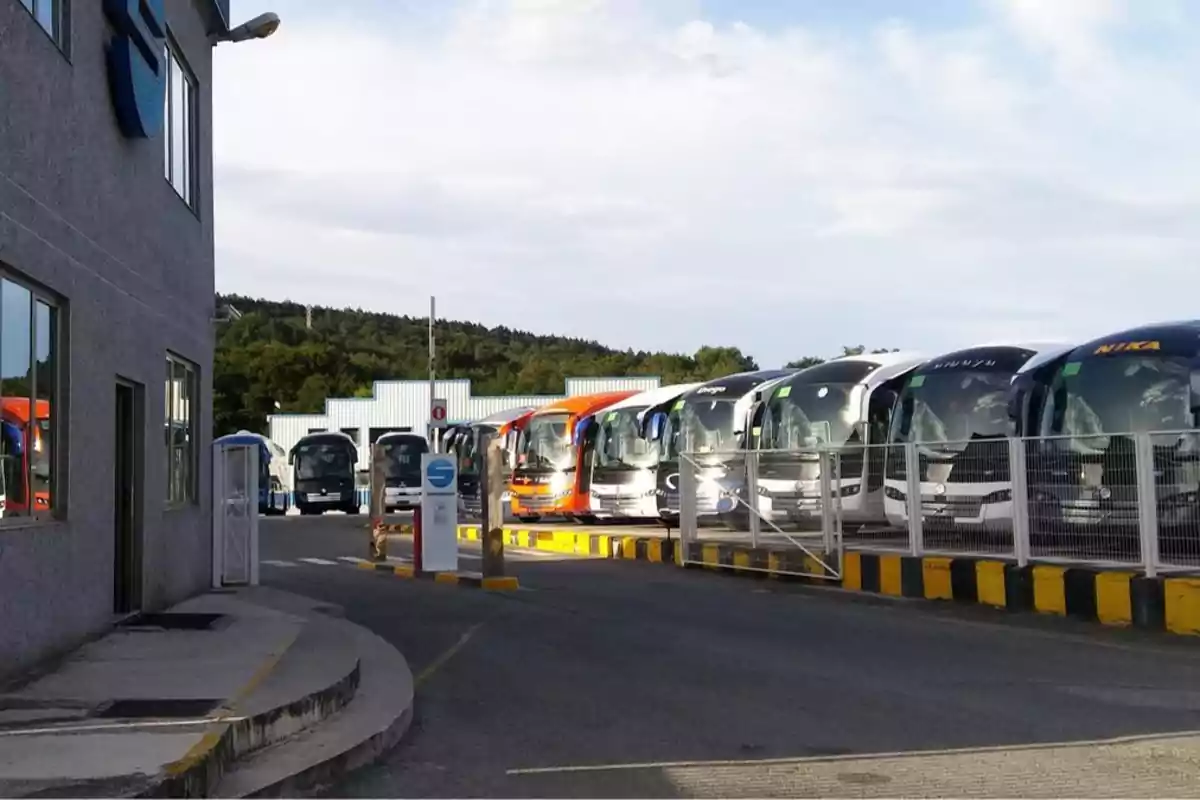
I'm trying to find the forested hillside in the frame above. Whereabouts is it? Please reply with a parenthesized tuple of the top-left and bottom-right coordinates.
(213, 294, 897, 435)
(214, 295, 762, 434)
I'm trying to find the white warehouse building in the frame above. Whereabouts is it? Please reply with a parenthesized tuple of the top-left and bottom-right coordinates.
(268, 376, 661, 472)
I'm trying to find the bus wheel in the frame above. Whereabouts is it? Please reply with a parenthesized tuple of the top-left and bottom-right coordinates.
(575, 514, 597, 525)
(517, 515, 539, 523)
(299, 506, 318, 516)
(345, 504, 361, 515)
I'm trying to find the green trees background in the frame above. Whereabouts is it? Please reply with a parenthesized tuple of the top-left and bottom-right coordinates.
(214, 295, 895, 436)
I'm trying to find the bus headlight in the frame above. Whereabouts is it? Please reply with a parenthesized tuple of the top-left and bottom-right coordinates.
(550, 472, 570, 497)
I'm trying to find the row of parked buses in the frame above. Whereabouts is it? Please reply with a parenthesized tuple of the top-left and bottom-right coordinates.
(264, 319, 1200, 535)
(435, 320, 1200, 539)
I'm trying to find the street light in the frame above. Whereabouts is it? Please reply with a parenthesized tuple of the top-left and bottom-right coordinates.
(212, 12, 281, 45)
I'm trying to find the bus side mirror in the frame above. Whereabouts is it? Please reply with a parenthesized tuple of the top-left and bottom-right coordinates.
(573, 417, 592, 447)
(287, 452, 294, 465)
(645, 412, 665, 441)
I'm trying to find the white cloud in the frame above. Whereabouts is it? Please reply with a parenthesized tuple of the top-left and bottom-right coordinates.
(213, 0, 1200, 367)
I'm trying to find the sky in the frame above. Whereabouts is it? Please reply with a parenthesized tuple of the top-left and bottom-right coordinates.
(213, 0, 1200, 369)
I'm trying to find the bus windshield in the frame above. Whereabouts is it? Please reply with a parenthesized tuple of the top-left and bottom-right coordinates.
(294, 443, 354, 480)
(1040, 356, 1195, 454)
(380, 437, 427, 480)
(664, 399, 736, 459)
(760, 382, 858, 450)
(518, 413, 574, 470)
(890, 371, 1010, 454)
(595, 407, 656, 469)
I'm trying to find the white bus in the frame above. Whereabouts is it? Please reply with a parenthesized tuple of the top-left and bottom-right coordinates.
(578, 383, 701, 521)
(752, 353, 926, 527)
(881, 343, 1069, 532)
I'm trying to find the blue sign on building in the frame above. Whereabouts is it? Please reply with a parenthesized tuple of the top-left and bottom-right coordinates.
(425, 457, 455, 490)
(104, 0, 166, 139)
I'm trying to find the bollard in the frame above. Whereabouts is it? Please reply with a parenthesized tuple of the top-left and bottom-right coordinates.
(479, 436, 506, 579)
(369, 443, 388, 561)
(412, 505, 424, 573)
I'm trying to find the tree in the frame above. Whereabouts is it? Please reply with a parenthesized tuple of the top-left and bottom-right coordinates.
(212, 294, 767, 436)
(785, 356, 825, 369)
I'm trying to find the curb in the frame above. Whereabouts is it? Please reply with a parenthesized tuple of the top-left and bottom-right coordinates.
(141, 646, 360, 797)
(455, 524, 678, 564)
(228, 627, 414, 798)
(355, 559, 519, 591)
(452, 524, 1200, 637)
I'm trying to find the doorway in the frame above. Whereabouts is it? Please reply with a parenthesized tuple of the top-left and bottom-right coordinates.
(114, 379, 143, 615)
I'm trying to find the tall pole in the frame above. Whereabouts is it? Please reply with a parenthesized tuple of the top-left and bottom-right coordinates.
(428, 295, 437, 453)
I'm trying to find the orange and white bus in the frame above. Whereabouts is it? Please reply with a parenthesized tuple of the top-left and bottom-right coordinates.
(0, 398, 50, 516)
(508, 391, 636, 522)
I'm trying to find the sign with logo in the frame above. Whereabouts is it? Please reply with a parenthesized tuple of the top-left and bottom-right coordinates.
(104, 0, 167, 139)
(1094, 340, 1161, 355)
(420, 454, 458, 572)
(430, 398, 448, 429)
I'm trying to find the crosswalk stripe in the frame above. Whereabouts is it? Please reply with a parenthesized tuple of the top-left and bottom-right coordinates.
(261, 559, 297, 568)
(298, 557, 340, 566)
(338, 556, 370, 564)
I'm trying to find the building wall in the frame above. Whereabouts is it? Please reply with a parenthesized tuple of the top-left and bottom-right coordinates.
(269, 376, 661, 470)
(0, 0, 217, 675)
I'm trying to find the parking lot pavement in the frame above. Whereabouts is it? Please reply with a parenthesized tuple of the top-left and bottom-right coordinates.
(259, 514, 1200, 798)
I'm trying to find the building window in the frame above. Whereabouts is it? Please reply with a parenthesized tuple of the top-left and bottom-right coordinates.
(166, 354, 197, 506)
(0, 275, 60, 521)
(18, 0, 63, 46)
(163, 38, 196, 207)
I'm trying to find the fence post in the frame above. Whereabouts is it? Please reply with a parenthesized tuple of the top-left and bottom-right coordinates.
(369, 442, 387, 561)
(480, 436, 506, 579)
(903, 443, 923, 557)
(678, 452, 698, 564)
(746, 450, 760, 548)
(1008, 437, 1030, 567)
(1134, 432, 1160, 578)
(819, 448, 835, 555)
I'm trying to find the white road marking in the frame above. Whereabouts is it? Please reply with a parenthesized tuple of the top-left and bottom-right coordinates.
(260, 559, 297, 568)
(338, 556, 371, 564)
(298, 557, 340, 566)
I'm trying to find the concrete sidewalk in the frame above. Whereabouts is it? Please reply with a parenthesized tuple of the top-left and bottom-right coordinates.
(0, 587, 413, 798)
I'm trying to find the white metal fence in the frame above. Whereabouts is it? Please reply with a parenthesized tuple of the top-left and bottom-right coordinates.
(678, 431, 1200, 577)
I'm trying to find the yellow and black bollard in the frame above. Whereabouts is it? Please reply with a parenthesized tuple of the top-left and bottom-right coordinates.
(479, 436, 506, 580)
(369, 442, 388, 561)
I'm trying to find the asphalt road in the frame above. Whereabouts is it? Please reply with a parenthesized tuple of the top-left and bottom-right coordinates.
(261, 514, 1200, 798)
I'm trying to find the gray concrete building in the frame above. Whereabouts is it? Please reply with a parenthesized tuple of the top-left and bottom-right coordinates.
(0, 0, 251, 676)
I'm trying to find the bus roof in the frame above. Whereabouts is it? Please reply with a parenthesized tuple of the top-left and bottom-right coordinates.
(291, 430, 357, 454)
(1067, 320, 1200, 361)
(530, 391, 638, 418)
(2, 398, 50, 423)
(473, 405, 539, 427)
(377, 431, 428, 444)
(913, 342, 1071, 376)
(682, 369, 797, 402)
(783, 351, 926, 389)
(602, 383, 703, 413)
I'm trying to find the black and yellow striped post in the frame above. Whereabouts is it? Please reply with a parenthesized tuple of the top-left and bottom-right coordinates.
(369, 442, 388, 561)
(479, 436, 506, 580)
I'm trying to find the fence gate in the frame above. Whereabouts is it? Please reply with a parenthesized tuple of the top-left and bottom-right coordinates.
(212, 440, 259, 587)
(678, 448, 842, 580)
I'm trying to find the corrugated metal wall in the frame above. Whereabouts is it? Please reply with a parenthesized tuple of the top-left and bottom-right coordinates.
(268, 376, 661, 471)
